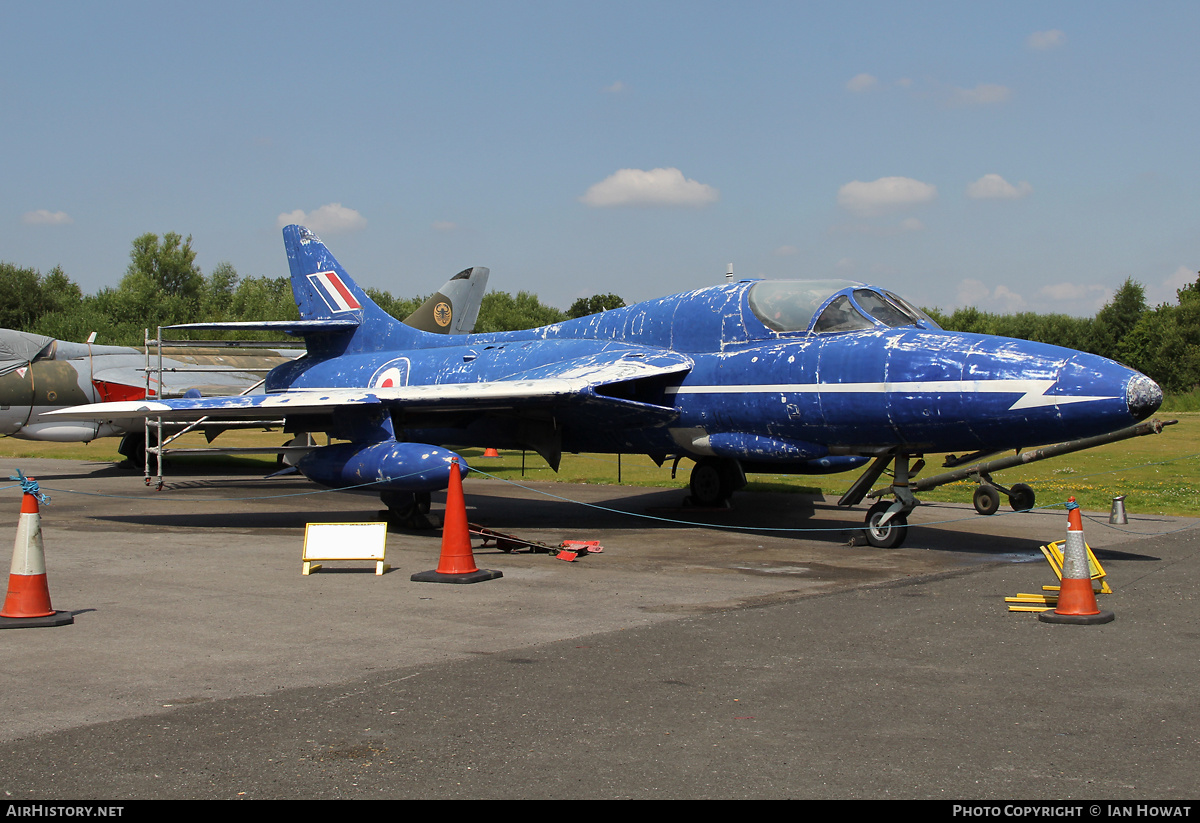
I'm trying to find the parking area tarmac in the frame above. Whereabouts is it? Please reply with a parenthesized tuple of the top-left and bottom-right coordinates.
(1, 458, 1197, 799)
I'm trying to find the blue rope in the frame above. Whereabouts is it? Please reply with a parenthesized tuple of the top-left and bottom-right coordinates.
(9, 469, 49, 505)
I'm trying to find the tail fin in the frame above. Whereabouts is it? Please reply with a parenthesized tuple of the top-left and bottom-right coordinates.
(403, 266, 490, 335)
(284, 224, 429, 353)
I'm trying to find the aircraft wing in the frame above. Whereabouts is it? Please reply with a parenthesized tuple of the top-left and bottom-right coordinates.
(47, 348, 693, 426)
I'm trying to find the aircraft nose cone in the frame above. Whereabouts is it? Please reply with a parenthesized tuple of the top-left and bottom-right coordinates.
(1126, 373, 1162, 420)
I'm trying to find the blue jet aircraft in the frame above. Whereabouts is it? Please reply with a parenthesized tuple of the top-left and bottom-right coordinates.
(50, 225, 1164, 547)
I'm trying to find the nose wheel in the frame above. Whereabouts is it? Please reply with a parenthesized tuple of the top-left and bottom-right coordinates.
(864, 500, 908, 549)
(840, 453, 920, 549)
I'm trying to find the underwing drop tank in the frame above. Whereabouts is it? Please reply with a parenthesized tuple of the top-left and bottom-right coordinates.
(297, 441, 467, 492)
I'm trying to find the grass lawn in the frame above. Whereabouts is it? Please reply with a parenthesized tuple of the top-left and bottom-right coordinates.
(2, 413, 1197, 516)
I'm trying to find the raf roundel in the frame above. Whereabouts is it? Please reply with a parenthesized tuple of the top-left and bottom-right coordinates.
(369, 358, 411, 389)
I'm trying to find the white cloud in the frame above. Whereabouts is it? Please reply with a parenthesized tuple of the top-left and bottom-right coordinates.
(957, 279, 1027, 312)
(1038, 282, 1084, 301)
(967, 174, 1033, 200)
(1147, 265, 1198, 304)
(774, 245, 799, 256)
(22, 210, 72, 225)
(959, 279, 1117, 314)
(276, 203, 366, 234)
(580, 167, 719, 208)
(1036, 282, 1111, 314)
(846, 73, 878, 92)
(603, 81, 626, 94)
(992, 285, 1026, 312)
(950, 83, 1012, 105)
(898, 217, 924, 232)
(837, 176, 937, 216)
(1027, 30, 1066, 51)
(956, 278, 992, 306)
(1163, 265, 1197, 294)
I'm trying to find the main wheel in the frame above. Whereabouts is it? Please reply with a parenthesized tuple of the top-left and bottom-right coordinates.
(689, 459, 729, 507)
(864, 501, 908, 549)
(1008, 483, 1035, 512)
(973, 485, 1001, 515)
(380, 491, 436, 530)
(415, 491, 432, 514)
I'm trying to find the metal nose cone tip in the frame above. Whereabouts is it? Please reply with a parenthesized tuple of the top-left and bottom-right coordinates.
(1127, 374, 1163, 419)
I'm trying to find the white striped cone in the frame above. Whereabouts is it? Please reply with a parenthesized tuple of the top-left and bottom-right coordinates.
(1039, 497, 1114, 625)
(1, 492, 53, 618)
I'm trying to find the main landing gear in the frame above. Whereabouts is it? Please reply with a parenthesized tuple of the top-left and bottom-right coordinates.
(380, 490, 436, 530)
(686, 457, 747, 508)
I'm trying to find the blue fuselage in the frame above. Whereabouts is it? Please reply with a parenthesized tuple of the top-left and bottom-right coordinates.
(266, 280, 1156, 464)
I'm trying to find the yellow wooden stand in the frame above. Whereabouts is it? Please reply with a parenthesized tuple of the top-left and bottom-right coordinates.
(1005, 539, 1111, 612)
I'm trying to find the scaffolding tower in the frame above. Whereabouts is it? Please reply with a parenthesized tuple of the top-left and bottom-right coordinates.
(140, 326, 311, 489)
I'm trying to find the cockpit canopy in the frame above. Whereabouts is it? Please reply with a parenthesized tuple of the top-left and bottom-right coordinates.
(747, 280, 941, 335)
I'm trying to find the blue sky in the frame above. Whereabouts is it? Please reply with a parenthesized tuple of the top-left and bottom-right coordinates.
(4, 1, 1198, 317)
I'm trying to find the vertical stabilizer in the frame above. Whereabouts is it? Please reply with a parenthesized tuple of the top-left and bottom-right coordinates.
(403, 267, 490, 335)
(282, 224, 428, 353)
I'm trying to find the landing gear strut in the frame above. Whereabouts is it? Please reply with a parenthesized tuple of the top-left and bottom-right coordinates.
(838, 453, 922, 549)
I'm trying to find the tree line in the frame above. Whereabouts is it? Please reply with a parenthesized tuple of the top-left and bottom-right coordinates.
(926, 276, 1200, 394)
(2, 232, 1196, 394)
(0, 232, 622, 345)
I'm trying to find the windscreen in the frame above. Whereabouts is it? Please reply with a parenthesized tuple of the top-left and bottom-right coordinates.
(748, 280, 861, 333)
(853, 289, 917, 328)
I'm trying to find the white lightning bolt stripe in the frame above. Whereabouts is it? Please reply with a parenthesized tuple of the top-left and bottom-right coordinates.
(666, 380, 1119, 411)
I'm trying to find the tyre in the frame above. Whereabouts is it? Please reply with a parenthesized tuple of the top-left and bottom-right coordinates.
(973, 485, 1001, 515)
(689, 459, 728, 507)
(1008, 483, 1035, 512)
(864, 500, 908, 549)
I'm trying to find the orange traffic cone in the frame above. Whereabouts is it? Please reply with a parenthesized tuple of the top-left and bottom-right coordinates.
(411, 459, 502, 584)
(1, 477, 73, 629)
(1039, 497, 1114, 625)
(482, 448, 500, 458)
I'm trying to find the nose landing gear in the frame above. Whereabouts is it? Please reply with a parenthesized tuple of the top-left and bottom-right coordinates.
(839, 453, 922, 549)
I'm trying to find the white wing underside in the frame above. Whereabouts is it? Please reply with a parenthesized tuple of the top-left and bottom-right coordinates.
(46, 350, 695, 422)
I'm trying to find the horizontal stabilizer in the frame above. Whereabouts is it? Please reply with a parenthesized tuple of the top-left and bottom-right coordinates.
(164, 319, 360, 334)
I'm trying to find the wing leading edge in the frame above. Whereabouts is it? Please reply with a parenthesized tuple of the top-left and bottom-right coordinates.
(47, 348, 694, 428)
